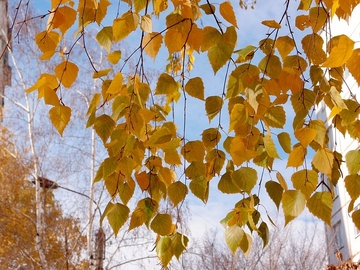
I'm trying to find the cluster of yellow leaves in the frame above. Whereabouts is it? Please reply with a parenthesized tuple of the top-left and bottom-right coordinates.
(0, 127, 87, 268)
(26, 0, 360, 265)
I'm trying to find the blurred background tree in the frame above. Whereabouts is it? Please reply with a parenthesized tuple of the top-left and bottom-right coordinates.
(0, 126, 87, 269)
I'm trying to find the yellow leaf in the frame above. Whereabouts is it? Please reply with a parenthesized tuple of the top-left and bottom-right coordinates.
(263, 134, 280, 158)
(205, 96, 223, 122)
(101, 202, 129, 236)
(168, 181, 188, 206)
(187, 24, 203, 52)
(200, 3, 215, 14)
(153, 0, 168, 16)
(93, 68, 112, 78)
(258, 55, 282, 79)
(347, 48, 360, 86)
(265, 181, 283, 209)
(263, 106, 286, 128)
(322, 35, 354, 68)
(262, 20, 281, 28)
(106, 72, 123, 95)
(229, 137, 257, 166)
(295, 15, 310, 31)
(345, 149, 360, 174)
(219, 2, 238, 28)
(307, 192, 332, 226)
(94, 114, 116, 143)
(344, 174, 360, 201)
(298, 0, 312, 10)
(225, 225, 244, 254)
(35, 31, 60, 60)
(129, 208, 147, 230)
(287, 144, 306, 168)
(47, 6, 76, 35)
(156, 237, 172, 267)
(276, 172, 288, 190)
(294, 127, 317, 147)
(189, 175, 209, 202)
(54, 61, 79, 88)
(43, 87, 60, 106)
(233, 167, 257, 194)
(207, 26, 237, 74)
(234, 45, 256, 62)
(143, 32, 163, 59)
(275, 36, 295, 60)
(185, 77, 204, 100)
(96, 26, 113, 52)
(282, 190, 306, 225)
(202, 128, 221, 151)
(229, 104, 247, 132)
(312, 148, 334, 175)
(135, 171, 150, 191)
(96, 0, 111, 25)
(206, 149, 225, 177)
(140, 14, 152, 33)
(309, 7, 327, 33)
(155, 73, 178, 96)
(146, 127, 173, 147)
(291, 169, 318, 198)
(134, 0, 148, 12)
(301, 34, 326, 65)
(277, 132, 292, 154)
(113, 12, 139, 42)
(164, 15, 191, 54)
(49, 105, 71, 136)
(107, 50, 121, 65)
(181, 140, 205, 163)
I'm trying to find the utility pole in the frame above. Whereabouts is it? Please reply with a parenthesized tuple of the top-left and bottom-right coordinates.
(0, 0, 11, 122)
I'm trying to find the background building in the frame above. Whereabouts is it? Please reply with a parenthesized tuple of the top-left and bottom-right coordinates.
(317, 5, 360, 265)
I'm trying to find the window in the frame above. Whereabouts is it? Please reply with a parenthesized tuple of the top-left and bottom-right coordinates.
(334, 221, 344, 251)
(354, 204, 360, 238)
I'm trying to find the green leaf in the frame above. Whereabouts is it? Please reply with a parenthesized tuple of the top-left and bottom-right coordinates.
(189, 175, 209, 202)
(96, 26, 113, 52)
(185, 77, 204, 100)
(156, 236, 173, 266)
(306, 192, 332, 226)
(265, 180, 283, 209)
(344, 174, 360, 201)
(282, 190, 306, 225)
(218, 171, 241, 194)
(207, 26, 237, 73)
(150, 213, 173, 236)
(345, 149, 360, 174)
(277, 132, 292, 153)
(291, 169, 318, 198)
(94, 114, 116, 143)
(168, 181, 188, 207)
(232, 167, 257, 194)
(352, 209, 360, 232)
(258, 222, 269, 248)
(155, 73, 178, 95)
(171, 233, 189, 259)
(225, 225, 244, 254)
(205, 96, 223, 122)
(100, 202, 130, 236)
(49, 105, 71, 136)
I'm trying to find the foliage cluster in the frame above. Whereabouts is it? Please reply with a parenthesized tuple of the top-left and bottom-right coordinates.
(0, 127, 87, 269)
(21, 0, 360, 265)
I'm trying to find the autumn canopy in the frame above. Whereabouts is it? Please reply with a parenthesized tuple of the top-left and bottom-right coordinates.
(23, 0, 360, 266)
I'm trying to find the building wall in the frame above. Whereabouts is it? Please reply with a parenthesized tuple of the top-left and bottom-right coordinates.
(319, 5, 360, 265)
